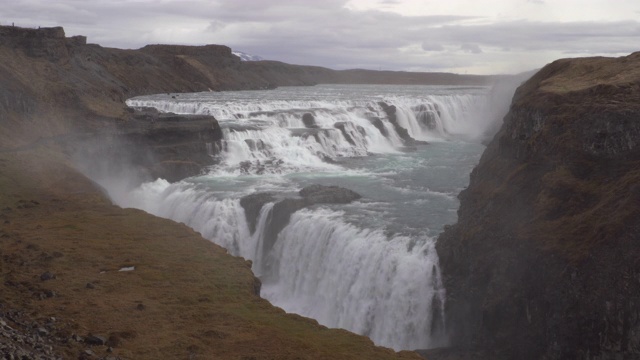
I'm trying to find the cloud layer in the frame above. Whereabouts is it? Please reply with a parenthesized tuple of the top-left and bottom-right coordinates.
(3, 0, 639, 74)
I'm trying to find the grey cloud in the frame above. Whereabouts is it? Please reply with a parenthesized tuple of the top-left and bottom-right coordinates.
(460, 44, 483, 54)
(2, 0, 638, 74)
(433, 20, 640, 54)
(421, 42, 445, 52)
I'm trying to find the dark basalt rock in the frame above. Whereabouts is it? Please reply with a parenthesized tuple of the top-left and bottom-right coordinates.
(240, 192, 276, 234)
(302, 112, 318, 128)
(413, 104, 439, 130)
(334, 122, 356, 145)
(378, 101, 416, 144)
(85, 334, 107, 346)
(72, 112, 225, 183)
(299, 184, 362, 204)
(244, 139, 266, 152)
(248, 185, 362, 259)
(263, 198, 307, 257)
(434, 53, 640, 360)
(367, 116, 389, 137)
(238, 158, 283, 175)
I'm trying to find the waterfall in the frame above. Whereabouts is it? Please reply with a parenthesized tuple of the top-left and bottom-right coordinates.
(118, 180, 446, 350)
(251, 202, 274, 276)
(261, 208, 446, 350)
(112, 85, 492, 351)
(126, 90, 492, 165)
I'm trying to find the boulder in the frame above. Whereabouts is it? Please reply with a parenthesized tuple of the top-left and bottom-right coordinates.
(85, 334, 107, 346)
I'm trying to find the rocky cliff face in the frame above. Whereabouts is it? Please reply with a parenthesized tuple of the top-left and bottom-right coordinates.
(435, 53, 640, 359)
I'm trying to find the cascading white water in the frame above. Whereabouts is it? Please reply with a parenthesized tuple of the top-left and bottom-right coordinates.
(107, 84, 503, 351)
(261, 208, 446, 350)
(117, 179, 447, 350)
(251, 202, 274, 276)
(126, 87, 493, 175)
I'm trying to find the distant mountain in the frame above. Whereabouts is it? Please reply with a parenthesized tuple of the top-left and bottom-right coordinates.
(232, 50, 264, 61)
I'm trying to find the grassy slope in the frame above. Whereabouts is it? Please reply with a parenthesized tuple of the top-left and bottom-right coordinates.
(0, 147, 421, 359)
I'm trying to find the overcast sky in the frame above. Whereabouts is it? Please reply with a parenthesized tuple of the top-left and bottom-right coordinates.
(4, 0, 639, 74)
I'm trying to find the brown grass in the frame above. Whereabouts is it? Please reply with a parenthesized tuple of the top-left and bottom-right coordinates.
(0, 147, 421, 359)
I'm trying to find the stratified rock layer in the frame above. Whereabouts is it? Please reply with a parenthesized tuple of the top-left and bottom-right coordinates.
(435, 53, 640, 359)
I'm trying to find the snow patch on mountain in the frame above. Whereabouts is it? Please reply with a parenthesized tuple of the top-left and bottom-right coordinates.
(232, 51, 264, 61)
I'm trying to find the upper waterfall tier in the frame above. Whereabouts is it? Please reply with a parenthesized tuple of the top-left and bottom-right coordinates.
(127, 85, 495, 175)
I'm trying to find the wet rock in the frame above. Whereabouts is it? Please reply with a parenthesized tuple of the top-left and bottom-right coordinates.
(258, 185, 362, 260)
(239, 192, 276, 234)
(299, 184, 361, 205)
(413, 104, 439, 130)
(244, 139, 266, 152)
(378, 101, 416, 144)
(302, 112, 318, 128)
(367, 116, 389, 137)
(238, 159, 283, 175)
(263, 198, 307, 256)
(334, 122, 356, 145)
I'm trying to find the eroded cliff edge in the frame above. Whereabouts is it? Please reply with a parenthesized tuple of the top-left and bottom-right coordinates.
(435, 53, 640, 359)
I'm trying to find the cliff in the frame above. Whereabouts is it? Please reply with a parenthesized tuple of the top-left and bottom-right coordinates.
(0, 26, 430, 360)
(434, 53, 640, 359)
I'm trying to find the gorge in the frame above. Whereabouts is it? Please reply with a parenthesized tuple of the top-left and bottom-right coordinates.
(1, 25, 639, 360)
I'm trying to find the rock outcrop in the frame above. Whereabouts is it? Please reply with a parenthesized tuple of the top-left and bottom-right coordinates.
(240, 185, 362, 257)
(299, 184, 362, 204)
(378, 101, 428, 146)
(434, 52, 640, 359)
